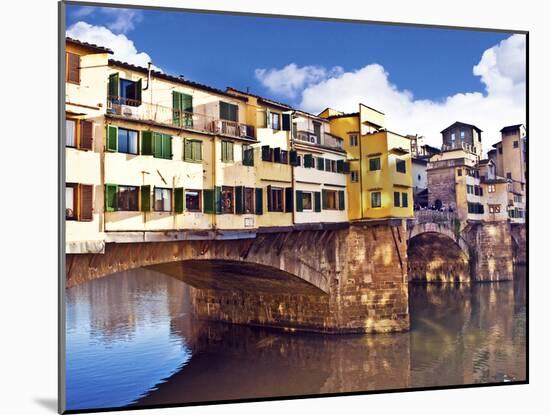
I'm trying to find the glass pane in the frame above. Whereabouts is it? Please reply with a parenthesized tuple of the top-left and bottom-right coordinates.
(118, 129, 129, 153)
(66, 120, 76, 146)
(129, 131, 138, 154)
(66, 187, 74, 217)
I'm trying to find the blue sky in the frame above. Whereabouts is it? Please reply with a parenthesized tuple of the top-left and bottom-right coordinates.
(65, 4, 526, 148)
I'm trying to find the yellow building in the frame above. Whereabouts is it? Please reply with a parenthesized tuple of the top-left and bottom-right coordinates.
(320, 104, 413, 220)
(65, 38, 112, 253)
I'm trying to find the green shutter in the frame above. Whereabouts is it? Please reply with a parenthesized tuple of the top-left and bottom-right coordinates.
(135, 78, 142, 104)
(184, 139, 192, 161)
(255, 188, 263, 215)
(105, 184, 117, 212)
(285, 187, 293, 213)
(141, 131, 153, 155)
(140, 185, 151, 212)
(317, 157, 325, 170)
(203, 189, 215, 214)
(337, 159, 344, 173)
(175, 187, 184, 213)
(106, 125, 118, 152)
(338, 190, 345, 210)
(108, 73, 119, 98)
(314, 191, 321, 212)
(282, 113, 291, 131)
(289, 150, 298, 166)
(402, 192, 409, 208)
(163, 134, 172, 159)
(304, 154, 313, 168)
(322, 190, 328, 210)
(215, 186, 222, 214)
(266, 185, 272, 212)
(153, 132, 162, 158)
(194, 141, 202, 161)
(235, 186, 244, 214)
(295, 190, 303, 212)
(182, 94, 193, 127)
(172, 91, 182, 127)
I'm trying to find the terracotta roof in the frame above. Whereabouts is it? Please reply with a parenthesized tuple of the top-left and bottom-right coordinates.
(108, 60, 248, 102)
(226, 87, 292, 110)
(66, 37, 113, 54)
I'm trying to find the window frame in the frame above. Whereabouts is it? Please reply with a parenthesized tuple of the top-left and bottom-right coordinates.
(117, 185, 139, 212)
(301, 191, 313, 211)
(396, 159, 406, 173)
(154, 187, 172, 212)
(349, 134, 359, 146)
(117, 127, 139, 155)
(268, 186, 284, 212)
(369, 157, 381, 171)
(244, 187, 255, 214)
(221, 186, 235, 214)
(66, 118, 77, 148)
(351, 170, 359, 183)
(371, 191, 382, 208)
(185, 189, 202, 212)
(221, 140, 234, 162)
(66, 183, 77, 220)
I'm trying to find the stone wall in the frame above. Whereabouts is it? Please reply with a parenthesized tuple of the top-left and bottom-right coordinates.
(510, 223, 527, 265)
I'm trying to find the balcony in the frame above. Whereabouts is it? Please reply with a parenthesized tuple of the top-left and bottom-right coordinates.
(107, 96, 255, 139)
(295, 130, 343, 150)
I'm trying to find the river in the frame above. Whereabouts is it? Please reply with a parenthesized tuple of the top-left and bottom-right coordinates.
(65, 266, 526, 411)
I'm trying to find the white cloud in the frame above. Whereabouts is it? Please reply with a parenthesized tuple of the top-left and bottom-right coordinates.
(100, 8, 143, 34)
(255, 63, 343, 99)
(256, 34, 526, 152)
(66, 21, 160, 70)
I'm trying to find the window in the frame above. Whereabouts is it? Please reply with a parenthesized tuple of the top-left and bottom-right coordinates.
(221, 140, 234, 162)
(244, 187, 254, 214)
(371, 191, 381, 208)
(489, 204, 501, 214)
(117, 186, 139, 211)
(323, 190, 338, 210)
(402, 192, 408, 208)
(457, 169, 462, 177)
(302, 192, 313, 211)
(117, 128, 139, 155)
(514, 194, 522, 203)
(349, 134, 359, 146)
(506, 172, 512, 179)
(499, 147, 503, 154)
(154, 188, 172, 212)
(220, 102, 238, 122)
(280, 150, 288, 164)
(184, 139, 202, 162)
(222, 186, 234, 213)
(262, 145, 273, 162)
(313, 121, 321, 143)
(66, 119, 76, 147)
(488, 185, 496, 193)
(120, 79, 140, 106)
(351, 171, 359, 182)
(417, 174, 421, 181)
(467, 184, 474, 194)
(451, 133, 456, 141)
(468, 202, 484, 214)
(513, 140, 519, 148)
(155, 134, 172, 159)
(66, 184, 76, 219)
(396, 159, 406, 173)
(369, 157, 381, 171)
(268, 187, 284, 212)
(242, 144, 254, 166)
(186, 190, 201, 212)
(270, 112, 280, 130)
(66, 52, 80, 84)
(460, 131, 465, 138)
(394, 192, 400, 207)
(172, 91, 193, 127)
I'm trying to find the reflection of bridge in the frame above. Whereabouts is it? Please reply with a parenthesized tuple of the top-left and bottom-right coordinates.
(66, 214, 525, 334)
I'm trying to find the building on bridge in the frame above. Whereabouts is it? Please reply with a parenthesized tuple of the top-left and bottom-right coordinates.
(319, 104, 414, 220)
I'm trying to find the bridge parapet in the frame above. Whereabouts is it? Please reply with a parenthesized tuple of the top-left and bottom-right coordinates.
(410, 210, 458, 227)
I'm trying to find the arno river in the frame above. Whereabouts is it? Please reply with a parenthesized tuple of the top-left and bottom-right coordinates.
(65, 266, 526, 411)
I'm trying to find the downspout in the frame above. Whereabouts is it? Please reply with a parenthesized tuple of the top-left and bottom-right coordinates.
(290, 111, 296, 226)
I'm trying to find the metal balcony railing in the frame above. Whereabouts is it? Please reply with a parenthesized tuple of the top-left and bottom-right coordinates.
(295, 130, 343, 150)
(106, 96, 255, 139)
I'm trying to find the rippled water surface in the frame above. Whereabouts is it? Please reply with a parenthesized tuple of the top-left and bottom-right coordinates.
(65, 266, 526, 411)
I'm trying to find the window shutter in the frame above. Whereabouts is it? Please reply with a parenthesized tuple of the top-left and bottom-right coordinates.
(235, 186, 244, 214)
(174, 187, 184, 213)
(255, 188, 263, 215)
(262, 145, 271, 161)
(153, 132, 162, 158)
(314, 191, 321, 212)
(289, 150, 298, 166)
(172, 91, 182, 127)
(282, 113, 291, 131)
(194, 141, 202, 161)
(184, 139, 192, 161)
(163, 134, 172, 159)
(317, 157, 325, 171)
(135, 78, 142, 104)
(203, 189, 215, 214)
(304, 154, 313, 168)
(336, 159, 344, 173)
(141, 131, 153, 155)
(265, 109, 271, 129)
(105, 184, 117, 212)
(343, 161, 350, 174)
(182, 94, 193, 127)
(108, 73, 119, 98)
(80, 120, 94, 151)
(285, 187, 293, 213)
(322, 190, 328, 210)
(215, 186, 222, 214)
(267, 185, 273, 212)
(338, 190, 345, 210)
(106, 125, 118, 152)
(78, 184, 94, 221)
(228, 142, 234, 161)
(220, 102, 228, 120)
(273, 147, 281, 163)
(140, 185, 151, 212)
(394, 192, 400, 207)
(295, 190, 303, 212)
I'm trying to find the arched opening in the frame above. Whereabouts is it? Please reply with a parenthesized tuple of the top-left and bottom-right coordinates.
(407, 232, 470, 283)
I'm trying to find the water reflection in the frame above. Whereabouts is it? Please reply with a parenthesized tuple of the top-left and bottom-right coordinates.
(65, 266, 526, 411)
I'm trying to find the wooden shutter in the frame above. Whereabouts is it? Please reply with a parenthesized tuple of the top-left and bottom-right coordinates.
(295, 190, 303, 212)
(322, 190, 328, 209)
(106, 125, 118, 152)
(105, 184, 117, 212)
(255, 188, 263, 215)
(184, 139, 192, 161)
(182, 94, 193, 127)
(314, 191, 321, 212)
(141, 131, 153, 155)
(172, 91, 182, 126)
(266, 185, 273, 212)
(194, 141, 202, 161)
(163, 134, 172, 159)
(282, 113, 291, 131)
(67, 52, 80, 84)
(203, 189, 215, 213)
(343, 161, 350, 174)
(140, 185, 151, 212)
(108, 73, 119, 98)
(80, 120, 94, 151)
(153, 132, 162, 158)
(78, 184, 94, 221)
(304, 154, 313, 168)
(336, 159, 344, 173)
(338, 190, 345, 210)
(317, 157, 325, 171)
(215, 186, 222, 214)
(235, 186, 244, 214)
(285, 187, 293, 213)
(174, 187, 185, 213)
(289, 150, 298, 166)
(262, 145, 271, 161)
(135, 78, 142, 104)
(273, 148, 281, 163)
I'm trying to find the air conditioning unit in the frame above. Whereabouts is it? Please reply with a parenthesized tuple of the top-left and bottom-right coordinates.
(119, 105, 140, 118)
(239, 125, 249, 137)
(310, 136, 316, 143)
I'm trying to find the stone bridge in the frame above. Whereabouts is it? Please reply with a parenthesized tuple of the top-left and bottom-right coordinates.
(66, 221, 410, 334)
(406, 210, 524, 283)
